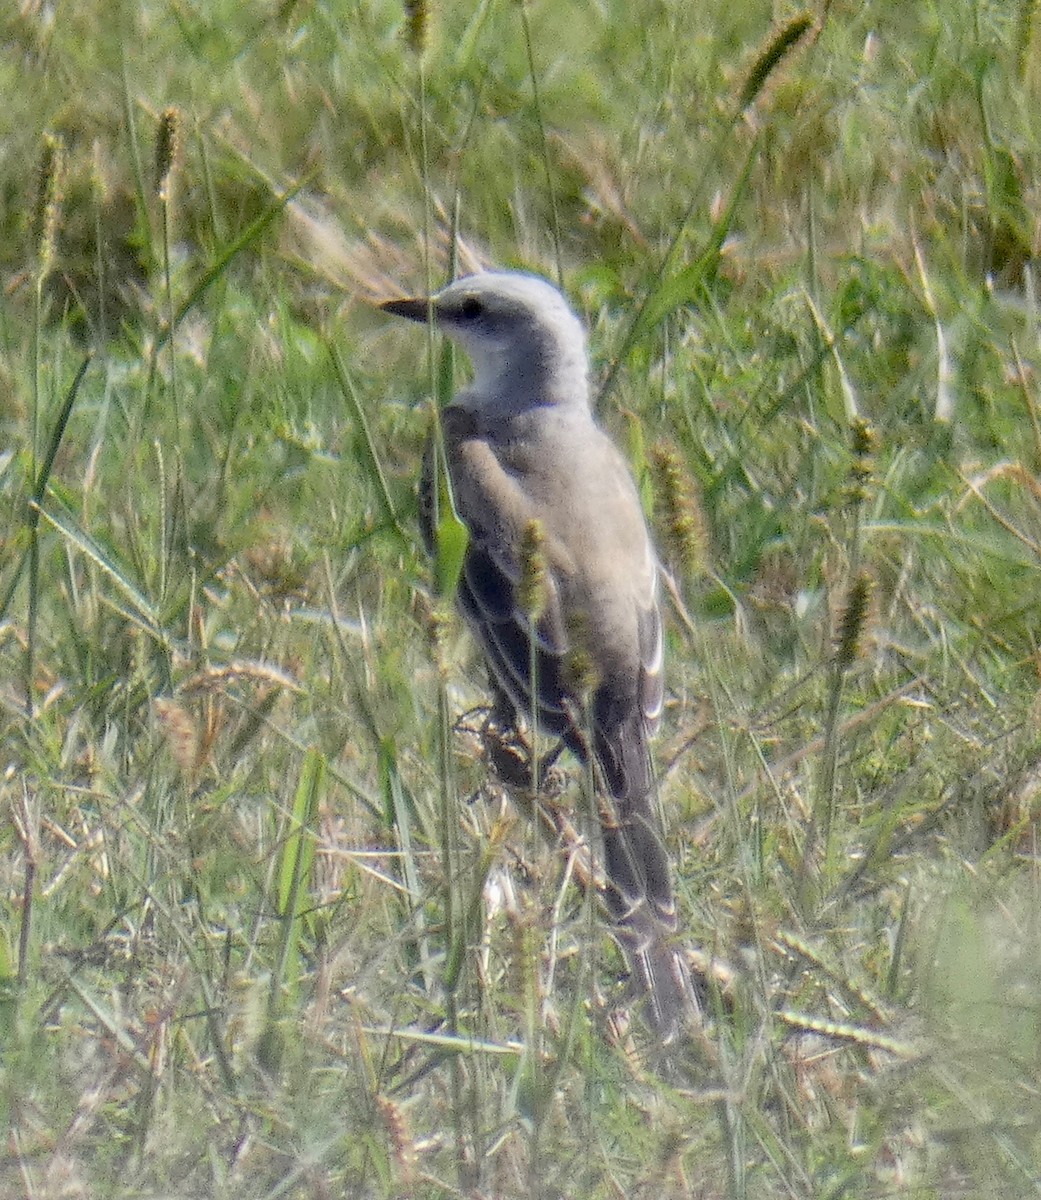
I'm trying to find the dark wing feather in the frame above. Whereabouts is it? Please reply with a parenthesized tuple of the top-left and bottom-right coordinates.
(429, 407, 578, 737)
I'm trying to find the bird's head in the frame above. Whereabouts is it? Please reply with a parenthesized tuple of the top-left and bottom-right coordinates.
(380, 271, 590, 411)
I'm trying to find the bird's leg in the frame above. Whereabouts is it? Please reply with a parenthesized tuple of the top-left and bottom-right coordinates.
(479, 707, 568, 798)
(482, 720, 535, 792)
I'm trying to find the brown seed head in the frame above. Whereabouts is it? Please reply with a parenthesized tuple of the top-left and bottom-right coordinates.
(835, 571, 873, 669)
(846, 417, 877, 506)
(155, 698, 201, 779)
(402, 0, 429, 55)
(33, 132, 65, 276)
(737, 12, 816, 111)
(154, 107, 181, 200)
(375, 1094, 417, 1183)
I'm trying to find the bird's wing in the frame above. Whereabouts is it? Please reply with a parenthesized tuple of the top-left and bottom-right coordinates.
(424, 406, 577, 736)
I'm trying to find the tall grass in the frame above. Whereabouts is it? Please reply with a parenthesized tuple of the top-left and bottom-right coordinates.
(1, 1, 1040, 1196)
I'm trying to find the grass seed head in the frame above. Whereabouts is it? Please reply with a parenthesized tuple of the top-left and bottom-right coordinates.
(518, 518, 549, 620)
(835, 571, 873, 669)
(154, 698, 201, 779)
(154, 106, 181, 200)
(651, 441, 707, 576)
(402, 0, 429, 55)
(846, 417, 878, 506)
(33, 132, 65, 277)
(375, 1095, 417, 1184)
(418, 592, 452, 680)
(737, 11, 816, 111)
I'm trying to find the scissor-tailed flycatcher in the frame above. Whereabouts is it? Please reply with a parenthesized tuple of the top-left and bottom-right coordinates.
(381, 270, 695, 1042)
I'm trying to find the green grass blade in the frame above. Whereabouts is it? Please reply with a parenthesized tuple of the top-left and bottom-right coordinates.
(328, 342, 409, 548)
(33, 502, 165, 642)
(16, 354, 92, 715)
(379, 737, 435, 995)
(153, 170, 316, 358)
(271, 746, 326, 1014)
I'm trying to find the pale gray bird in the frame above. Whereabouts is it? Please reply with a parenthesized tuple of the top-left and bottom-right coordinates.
(381, 270, 695, 1041)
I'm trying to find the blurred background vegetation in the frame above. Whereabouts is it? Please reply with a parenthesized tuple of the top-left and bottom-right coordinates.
(1, 0, 1040, 1196)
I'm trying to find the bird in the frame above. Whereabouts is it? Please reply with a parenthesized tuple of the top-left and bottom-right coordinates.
(380, 269, 695, 1042)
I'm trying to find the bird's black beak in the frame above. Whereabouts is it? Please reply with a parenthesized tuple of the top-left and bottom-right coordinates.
(379, 297, 433, 323)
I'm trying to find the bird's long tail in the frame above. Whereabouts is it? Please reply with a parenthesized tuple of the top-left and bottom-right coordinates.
(598, 788, 699, 1044)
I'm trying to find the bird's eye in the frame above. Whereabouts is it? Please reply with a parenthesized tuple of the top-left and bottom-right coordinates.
(460, 296, 484, 319)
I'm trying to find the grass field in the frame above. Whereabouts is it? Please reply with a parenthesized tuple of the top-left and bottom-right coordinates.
(2, 0, 1041, 1196)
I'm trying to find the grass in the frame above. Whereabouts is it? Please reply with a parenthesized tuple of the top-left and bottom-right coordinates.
(2, 0, 1041, 1195)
